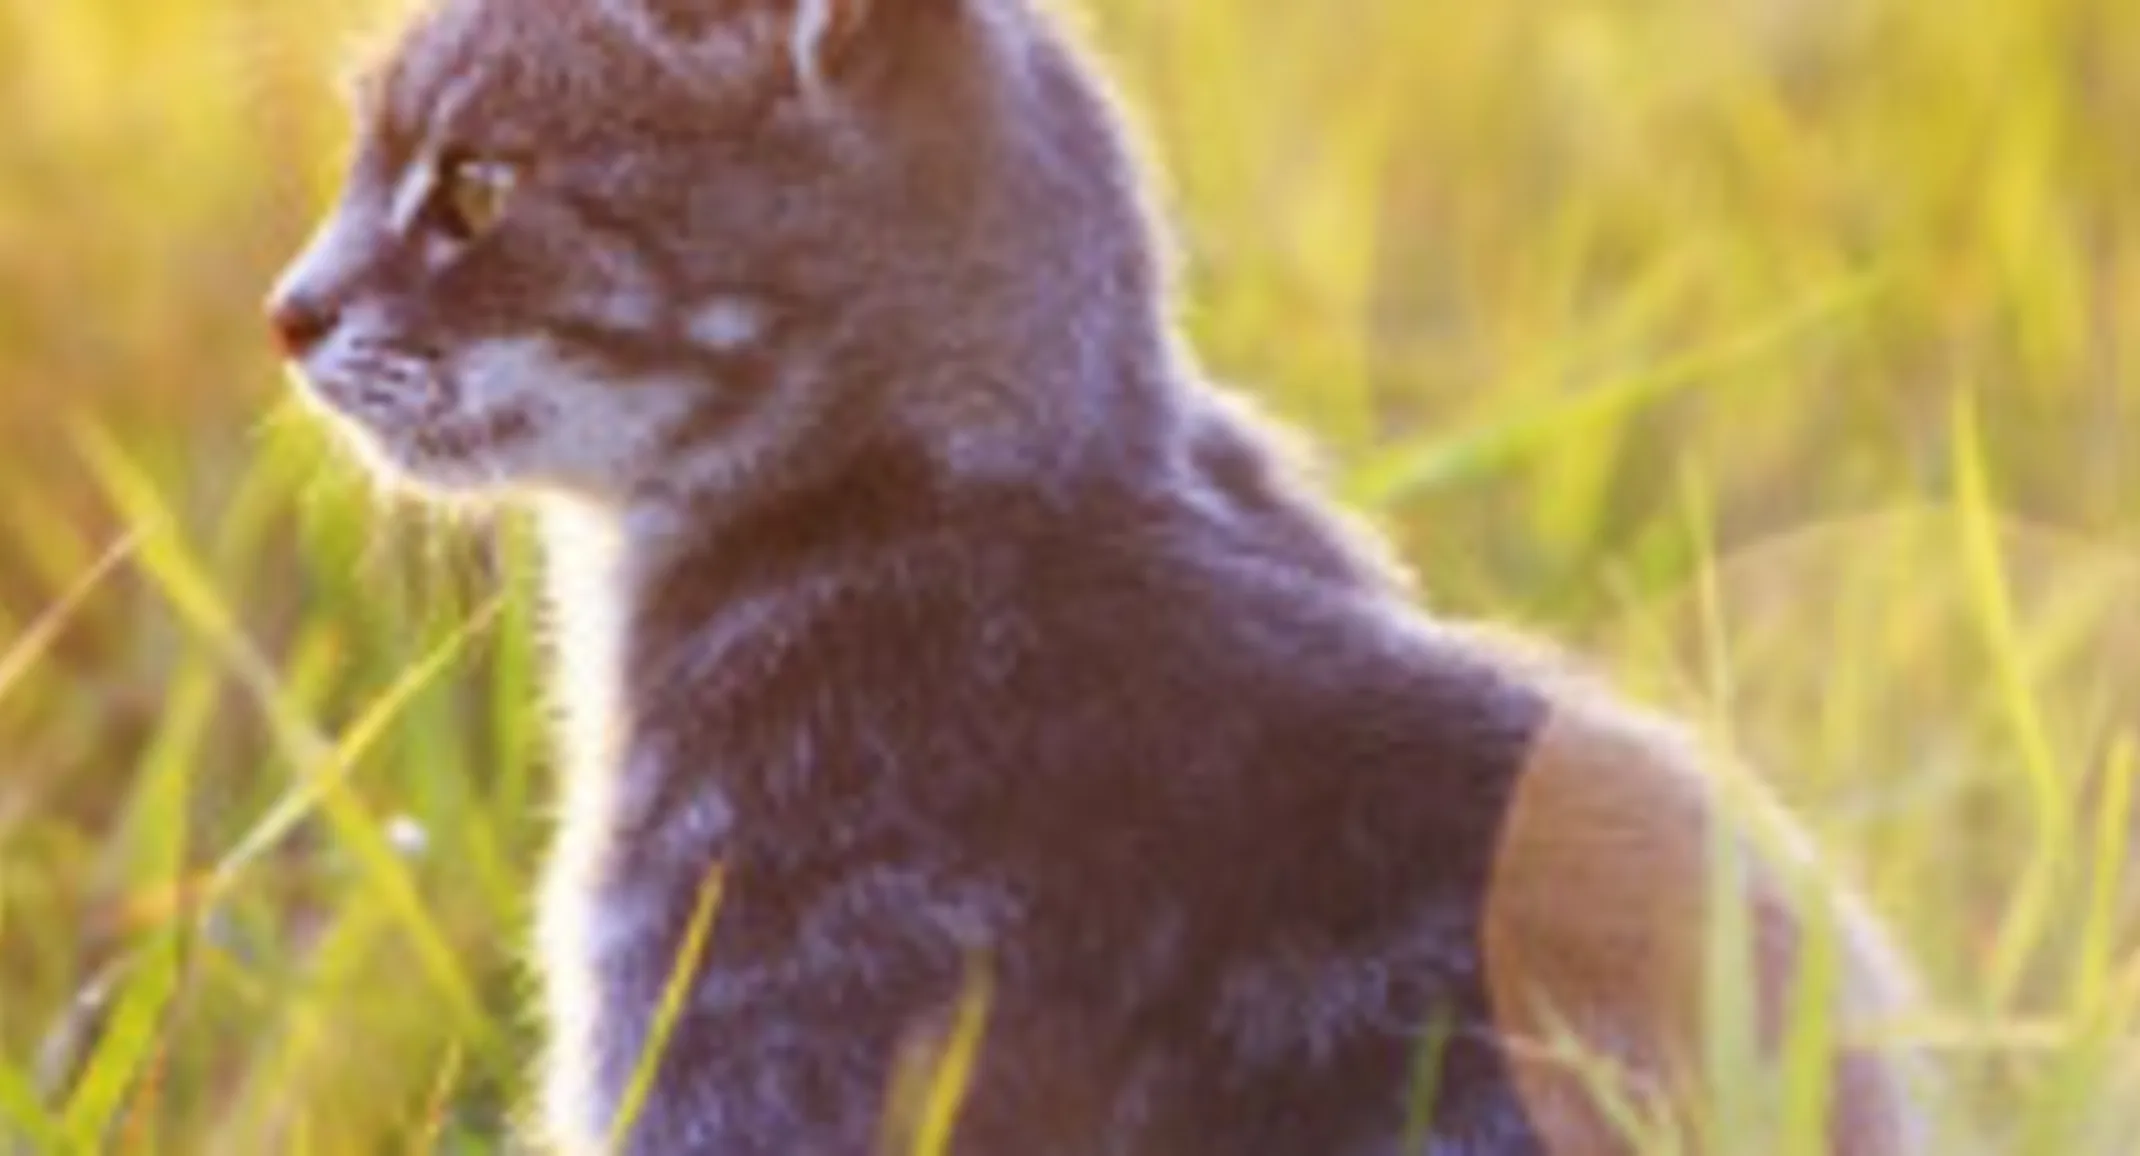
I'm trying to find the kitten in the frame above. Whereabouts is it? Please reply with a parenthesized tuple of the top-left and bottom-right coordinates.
(268, 1, 1923, 1152)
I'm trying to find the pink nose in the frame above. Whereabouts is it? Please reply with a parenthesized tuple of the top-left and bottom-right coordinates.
(266, 292, 340, 359)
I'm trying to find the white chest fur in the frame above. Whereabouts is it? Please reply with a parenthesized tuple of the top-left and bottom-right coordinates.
(532, 497, 633, 1152)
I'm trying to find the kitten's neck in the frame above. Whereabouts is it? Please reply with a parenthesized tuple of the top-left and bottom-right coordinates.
(535, 437, 953, 791)
(533, 441, 964, 895)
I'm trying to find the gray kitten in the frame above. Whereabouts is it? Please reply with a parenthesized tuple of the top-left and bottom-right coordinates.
(269, 1, 1924, 1153)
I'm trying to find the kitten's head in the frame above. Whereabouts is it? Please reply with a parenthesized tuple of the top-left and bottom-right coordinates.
(269, 0, 1161, 505)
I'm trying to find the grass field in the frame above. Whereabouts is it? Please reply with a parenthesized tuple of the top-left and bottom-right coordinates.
(2, 0, 2136, 1151)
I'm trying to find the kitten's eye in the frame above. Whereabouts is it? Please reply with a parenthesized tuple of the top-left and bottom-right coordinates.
(430, 154, 517, 242)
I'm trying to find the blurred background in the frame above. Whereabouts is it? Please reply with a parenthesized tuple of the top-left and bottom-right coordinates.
(2, 0, 2135, 1151)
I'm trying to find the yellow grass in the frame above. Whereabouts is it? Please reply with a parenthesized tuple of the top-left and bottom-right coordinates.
(0, 0, 2134, 1150)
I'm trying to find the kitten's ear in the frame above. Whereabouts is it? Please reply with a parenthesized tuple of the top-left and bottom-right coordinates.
(622, 0, 959, 93)
(779, 0, 897, 89)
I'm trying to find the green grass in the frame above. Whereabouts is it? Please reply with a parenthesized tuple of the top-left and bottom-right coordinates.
(2, 0, 2137, 1150)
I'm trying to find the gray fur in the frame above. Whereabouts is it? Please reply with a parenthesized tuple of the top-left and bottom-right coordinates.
(267, 2, 1914, 1154)
(268, 4, 1549, 1152)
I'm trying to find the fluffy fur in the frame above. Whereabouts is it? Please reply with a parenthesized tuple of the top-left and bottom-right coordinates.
(268, 1, 1924, 1152)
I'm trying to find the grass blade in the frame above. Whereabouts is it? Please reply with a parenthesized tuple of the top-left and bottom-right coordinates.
(71, 421, 495, 1049)
(1345, 273, 1887, 506)
(1953, 390, 2071, 1003)
(0, 1060, 65, 1153)
(606, 866, 727, 1155)
(204, 594, 502, 900)
(0, 530, 138, 707)
(58, 930, 182, 1150)
(906, 956, 994, 1156)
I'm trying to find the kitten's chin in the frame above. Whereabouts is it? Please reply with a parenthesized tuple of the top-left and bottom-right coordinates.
(307, 394, 532, 501)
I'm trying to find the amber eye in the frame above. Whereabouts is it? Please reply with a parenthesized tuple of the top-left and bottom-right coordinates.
(429, 154, 517, 241)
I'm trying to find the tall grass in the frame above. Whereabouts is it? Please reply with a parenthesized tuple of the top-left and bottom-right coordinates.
(1, 0, 2135, 1150)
